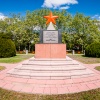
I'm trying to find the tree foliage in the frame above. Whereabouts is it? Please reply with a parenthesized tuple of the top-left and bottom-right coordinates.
(85, 42, 100, 57)
(0, 9, 100, 52)
(0, 33, 16, 58)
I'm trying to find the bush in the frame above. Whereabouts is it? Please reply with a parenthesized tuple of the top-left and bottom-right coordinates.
(0, 37, 16, 58)
(85, 42, 100, 57)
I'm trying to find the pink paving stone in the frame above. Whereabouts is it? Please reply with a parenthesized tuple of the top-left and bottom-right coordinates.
(12, 85, 23, 92)
(57, 87, 69, 94)
(67, 86, 80, 93)
(46, 84, 56, 88)
(50, 87, 58, 94)
(0, 81, 6, 87)
(28, 79, 47, 84)
(36, 84, 48, 88)
(61, 84, 72, 88)
(21, 86, 34, 93)
(78, 83, 90, 91)
(64, 79, 73, 84)
(46, 80, 65, 85)
(4, 80, 12, 84)
(81, 77, 91, 82)
(86, 83, 98, 89)
(3, 76, 13, 81)
(95, 75, 100, 80)
(0, 75, 6, 79)
(72, 78, 83, 83)
(27, 79, 36, 84)
(3, 83, 14, 90)
(94, 81, 100, 88)
(11, 77, 28, 83)
(32, 87, 44, 94)
(88, 76, 99, 81)
(33, 80, 47, 84)
(56, 84, 63, 88)
(38, 84, 56, 88)
(43, 87, 51, 94)
(0, 79, 5, 83)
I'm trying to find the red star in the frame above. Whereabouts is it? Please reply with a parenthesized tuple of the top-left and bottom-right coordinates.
(44, 12, 58, 25)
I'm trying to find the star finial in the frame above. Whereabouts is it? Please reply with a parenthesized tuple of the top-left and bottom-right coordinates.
(44, 12, 58, 25)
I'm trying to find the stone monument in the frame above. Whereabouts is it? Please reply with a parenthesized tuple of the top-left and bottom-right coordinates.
(35, 12, 66, 58)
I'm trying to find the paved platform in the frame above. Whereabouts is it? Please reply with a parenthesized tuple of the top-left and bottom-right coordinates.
(0, 56, 100, 95)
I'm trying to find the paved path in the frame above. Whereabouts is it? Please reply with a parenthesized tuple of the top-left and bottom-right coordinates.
(0, 57, 100, 95)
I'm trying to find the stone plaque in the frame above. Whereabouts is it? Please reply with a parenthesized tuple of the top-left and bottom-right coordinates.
(43, 31, 58, 43)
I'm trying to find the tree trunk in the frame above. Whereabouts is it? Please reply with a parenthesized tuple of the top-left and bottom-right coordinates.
(29, 43, 30, 52)
(18, 45, 20, 52)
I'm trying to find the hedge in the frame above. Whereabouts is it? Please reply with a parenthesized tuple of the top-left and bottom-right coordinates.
(0, 37, 16, 58)
(85, 42, 100, 57)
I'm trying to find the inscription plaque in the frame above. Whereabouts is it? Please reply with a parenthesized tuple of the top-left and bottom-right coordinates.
(43, 31, 58, 43)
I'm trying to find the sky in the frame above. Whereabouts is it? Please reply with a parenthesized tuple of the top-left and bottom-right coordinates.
(0, 0, 100, 20)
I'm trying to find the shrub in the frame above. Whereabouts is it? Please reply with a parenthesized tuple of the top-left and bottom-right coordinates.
(0, 37, 16, 58)
(85, 42, 100, 57)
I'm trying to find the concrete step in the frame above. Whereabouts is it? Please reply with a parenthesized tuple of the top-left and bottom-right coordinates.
(29, 58, 70, 61)
(27, 60, 78, 65)
(8, 69, 93, 77)
(14, 66, 86, 71)
(28, 60, 77, 63)
(21, 64, 81, 67)
(29, 59, 72, 61)
(7, 57, 95, 80)
(7, 68, 93, 77)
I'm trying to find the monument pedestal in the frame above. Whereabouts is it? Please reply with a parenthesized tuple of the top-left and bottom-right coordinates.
(35, 44, 66, 58)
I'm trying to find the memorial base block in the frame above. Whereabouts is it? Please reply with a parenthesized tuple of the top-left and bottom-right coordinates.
(35, 44, 66, 58)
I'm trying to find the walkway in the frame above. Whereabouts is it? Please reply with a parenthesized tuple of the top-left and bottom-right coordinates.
(0, 57, 100, 95)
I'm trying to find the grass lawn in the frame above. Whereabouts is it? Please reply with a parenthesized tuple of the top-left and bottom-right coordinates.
(0, 54, 34, 63)
(95, 66, 100, 71)
(0, 66, 5, 71)
(0, 88, 100, 100)
(68, 54, 100, 64)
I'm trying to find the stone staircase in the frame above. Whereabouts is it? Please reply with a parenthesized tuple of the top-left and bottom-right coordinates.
(7, 57, 94, 79)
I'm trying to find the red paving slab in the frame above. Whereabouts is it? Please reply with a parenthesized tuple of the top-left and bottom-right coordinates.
(43, 87, 51, 94)
(0, 82, 6, 87)
(11, 85, 23, 92)
(58, 87, 69, 94)
(32, 87, 44, 94)
(21, 86, 33, 93)
(68, 86, 80, 93)
(3, 83, 14, 90)
(50, 87, 58, 94)
(11, 77, 28, 83)
(86, 83, 98, 89)
(0, 57, 100, 95)
(77, 84, 90, 91)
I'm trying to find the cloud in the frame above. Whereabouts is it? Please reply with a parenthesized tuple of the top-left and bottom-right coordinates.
(0, 13, 7, 20)
(42, 0, 78, 9)
(92, 14, 100, 20)
(59, 6, 70, 10)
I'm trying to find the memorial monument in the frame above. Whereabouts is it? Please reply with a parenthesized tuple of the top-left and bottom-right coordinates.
(35, 12, 66, 58)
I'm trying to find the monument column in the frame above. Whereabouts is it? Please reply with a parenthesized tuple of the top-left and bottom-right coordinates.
(35, 12, 66, 58)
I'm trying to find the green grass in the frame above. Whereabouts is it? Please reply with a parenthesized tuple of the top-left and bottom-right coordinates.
(0, 54, 34, 63)
(68, 54, 100, 64)
(0, 66, 5, 71)
(0, 88, 100, 100)
(95, 66, 100, 71)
